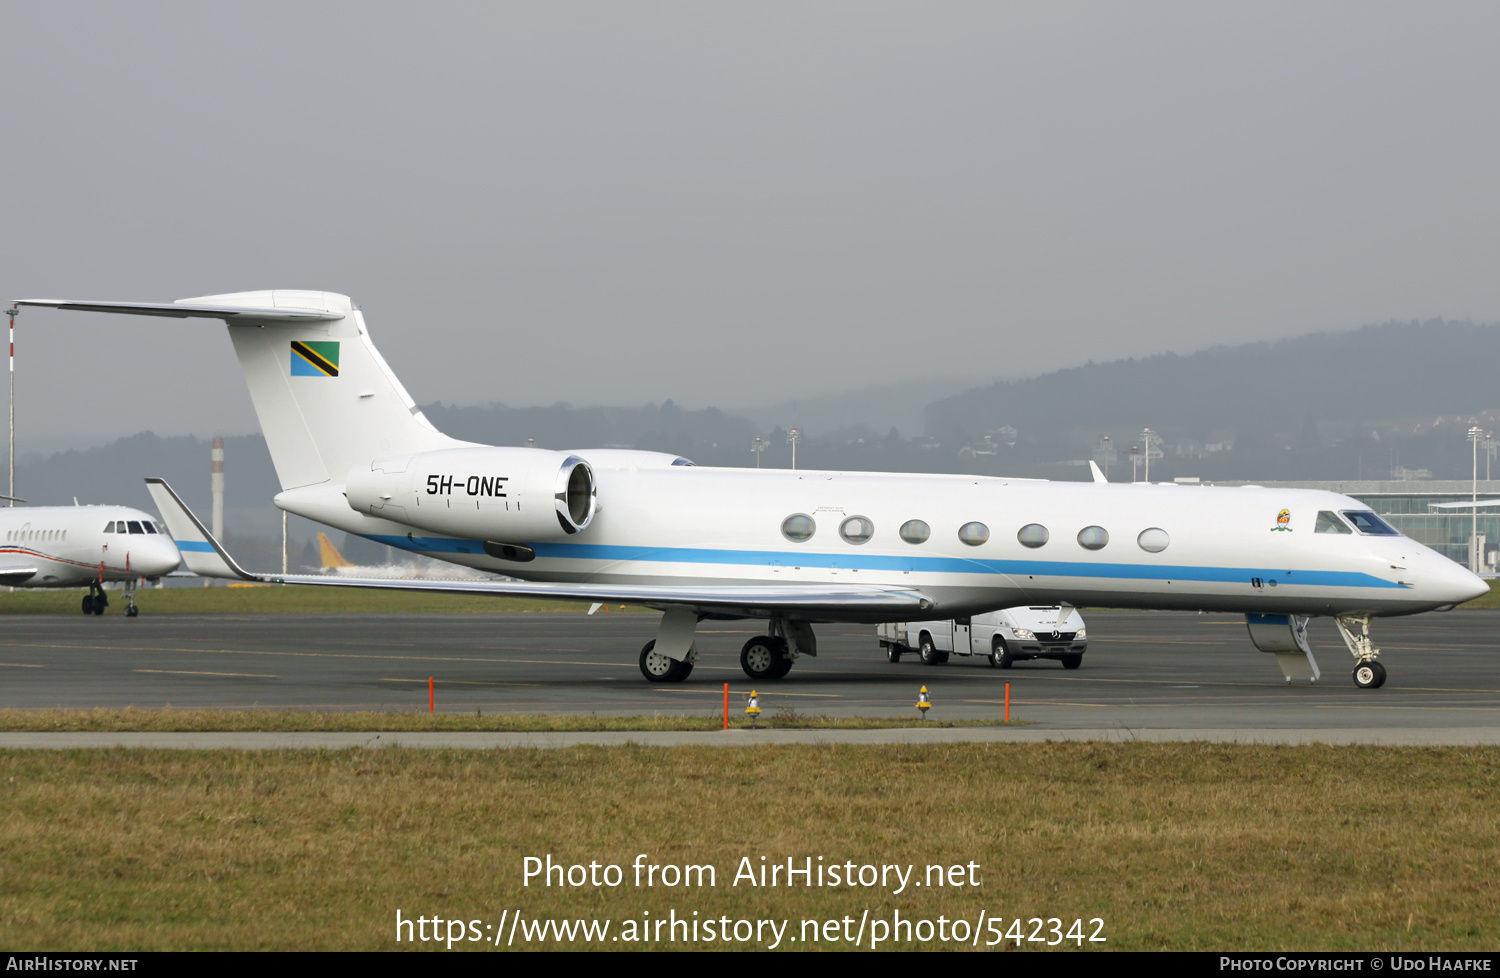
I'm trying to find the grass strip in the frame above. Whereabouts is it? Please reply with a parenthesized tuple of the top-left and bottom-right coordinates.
(1457, 582, 1500, 609)
(0, 708, 1008, 732)
(0, 743, 1494, 950)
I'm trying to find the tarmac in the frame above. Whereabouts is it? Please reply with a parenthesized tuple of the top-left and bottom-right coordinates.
(0, 608, 1496, 746)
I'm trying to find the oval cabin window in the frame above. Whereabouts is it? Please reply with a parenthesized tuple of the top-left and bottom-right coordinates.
(839, 516, 875, 545)
(1077, 526, 1110, 550)
(957, 522, 990, 546)
(1017, 524, 1049, 548)
(781, 514, 816, 542)
(1137, 527, 1170, 553)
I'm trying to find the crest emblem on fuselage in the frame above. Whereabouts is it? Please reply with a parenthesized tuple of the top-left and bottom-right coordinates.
(1271, 508, 1293, 532)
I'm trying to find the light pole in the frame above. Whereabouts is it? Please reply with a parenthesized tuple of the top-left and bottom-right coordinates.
(787, 428, 801, 470)
(751, 436, 766, 468)
(1141, 426, 1162, 483)
(1470, 425, 1483, 572)
(6, 305, 14, 508)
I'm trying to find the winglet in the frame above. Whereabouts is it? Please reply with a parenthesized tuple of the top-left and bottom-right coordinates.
(143, 478, 262, 581)
(1089, 461, 1108, 484)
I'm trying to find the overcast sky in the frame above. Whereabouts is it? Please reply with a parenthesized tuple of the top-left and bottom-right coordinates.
(4, 2, 1498, 450)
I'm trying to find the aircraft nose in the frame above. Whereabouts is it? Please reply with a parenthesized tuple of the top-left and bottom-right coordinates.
(1434, 557, 1489, 605)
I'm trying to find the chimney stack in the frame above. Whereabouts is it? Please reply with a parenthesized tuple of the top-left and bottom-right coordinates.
(206, 437, 225, 588)
(211, 436, 224, 540)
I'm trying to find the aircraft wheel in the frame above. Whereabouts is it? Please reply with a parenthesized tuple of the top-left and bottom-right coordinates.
(92, 595, 106, 616)
(1060, 653, 1083, 670)
(639, 640, 688, 683)
(81, 594, 94, 615)
(740, 636, 786, 681)
(769, 656, 793, 679)
(886, 645, 902, 663)
(990, 638, 1013, 669)
(126, 605, 139, 618)
(1352, 660, 1386, 689)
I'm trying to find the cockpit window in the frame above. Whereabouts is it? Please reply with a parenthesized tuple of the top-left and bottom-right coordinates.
(1315, 511, 1353, 534)
(104, 522, 115, 533)
(143, 521, 158, 534)
(127, 521, 144, 535)
(1341, 510, 1399, 536)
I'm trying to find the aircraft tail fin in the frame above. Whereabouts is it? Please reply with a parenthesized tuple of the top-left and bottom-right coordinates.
(317, 532, 353, 569)
(144, 478, 258, 581)
(21, 291, 474, 491)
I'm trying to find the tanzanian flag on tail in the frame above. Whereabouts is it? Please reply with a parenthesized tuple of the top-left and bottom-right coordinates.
(290, 340, 339, 377)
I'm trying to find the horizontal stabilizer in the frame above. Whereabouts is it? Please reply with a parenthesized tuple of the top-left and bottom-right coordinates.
(15, 299, 342, 322)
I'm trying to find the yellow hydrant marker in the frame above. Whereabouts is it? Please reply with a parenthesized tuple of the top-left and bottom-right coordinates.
(745, 690, 761, 728)
(917, 685, 931, 719)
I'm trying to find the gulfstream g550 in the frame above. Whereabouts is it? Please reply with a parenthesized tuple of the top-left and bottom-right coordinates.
(17, 291, 1487, 688)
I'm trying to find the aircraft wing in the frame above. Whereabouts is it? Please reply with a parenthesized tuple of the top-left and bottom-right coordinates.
(14, 299, 342, 322)
(144, 478, 937, 618)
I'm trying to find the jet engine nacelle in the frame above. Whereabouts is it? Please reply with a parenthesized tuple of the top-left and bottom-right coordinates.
(346, 447, 596, 543)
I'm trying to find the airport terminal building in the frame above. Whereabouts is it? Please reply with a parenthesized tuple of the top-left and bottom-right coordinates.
(1229, 480, 1500, 573)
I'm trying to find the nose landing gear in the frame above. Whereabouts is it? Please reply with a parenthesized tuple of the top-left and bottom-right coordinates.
(1335, 615, 1385, 689)
(1352, 660, 1386, 689)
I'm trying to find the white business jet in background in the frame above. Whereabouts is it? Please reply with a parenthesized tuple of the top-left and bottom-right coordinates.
(0, 498, 181, 615)
(16, 291, 1488, 688)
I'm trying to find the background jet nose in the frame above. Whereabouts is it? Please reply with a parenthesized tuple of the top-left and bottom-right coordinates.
(141, 539, 182, 577)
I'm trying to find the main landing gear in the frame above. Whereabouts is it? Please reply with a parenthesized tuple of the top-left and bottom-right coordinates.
(80, 582, 108, 616)
(636, 606, 701, 683)
(639, 639, 694, 683)
(631, 611, 817, 683)
(740, 620, 815, 681)
(1335, 615, 1386, 689)
(740, 635, 791, 680)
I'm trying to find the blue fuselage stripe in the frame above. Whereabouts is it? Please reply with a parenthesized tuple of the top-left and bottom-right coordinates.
(362, 535, 1403, 590)
(175, 541, 216, 553)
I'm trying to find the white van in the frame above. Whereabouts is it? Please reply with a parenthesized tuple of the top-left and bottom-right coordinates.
(877, 607, 1088, 669)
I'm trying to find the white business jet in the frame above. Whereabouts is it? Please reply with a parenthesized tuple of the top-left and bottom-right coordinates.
(0, 499, 181, 615)
(16, 292, 1487, 688)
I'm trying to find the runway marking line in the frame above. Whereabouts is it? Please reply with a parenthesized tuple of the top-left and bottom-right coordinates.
(1314, 704, 1500, 711)
(960, 698, 1107, 708)
(651, 688, 843, 699)
(380, 678, 543, 688)
(0, 642, 623, 669)
(133, 669, 281, 679)
(0, 663, 44, 668)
